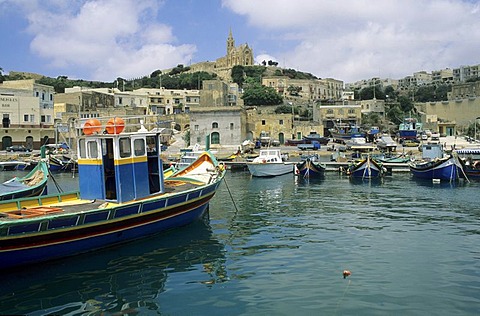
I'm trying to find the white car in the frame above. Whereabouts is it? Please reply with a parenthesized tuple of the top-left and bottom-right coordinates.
(421, 134, 428, 140)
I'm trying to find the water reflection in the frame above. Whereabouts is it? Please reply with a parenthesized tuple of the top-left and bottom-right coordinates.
(0, 218, 226, 315)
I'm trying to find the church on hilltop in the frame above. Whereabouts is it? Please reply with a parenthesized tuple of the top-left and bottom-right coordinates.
(215, 29, 254, 68)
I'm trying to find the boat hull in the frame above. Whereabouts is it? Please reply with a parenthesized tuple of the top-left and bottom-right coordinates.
(409, 156, 462, 181)
(296, 160, 325, 178)
(348, 158, 384, 179)
(0, 181, 221, 270)
(0, 160, 49, 201)
(246, 162, 293, 177)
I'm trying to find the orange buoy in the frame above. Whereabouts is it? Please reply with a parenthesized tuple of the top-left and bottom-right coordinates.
(343, 270, 351, 279)
(105, 117, 125, 134)
(83, 118, 102, 135)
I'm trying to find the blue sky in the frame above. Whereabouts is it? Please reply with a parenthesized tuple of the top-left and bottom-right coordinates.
(1, 0, 480, 84)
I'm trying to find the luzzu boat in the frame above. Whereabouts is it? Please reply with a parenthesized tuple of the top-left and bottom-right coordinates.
(0, 116, 225, 270)
(347, 155, 385, 179)
(295, 158, 326, 179)
(409, 154, 465, 181)
(0, 158, 49, 201)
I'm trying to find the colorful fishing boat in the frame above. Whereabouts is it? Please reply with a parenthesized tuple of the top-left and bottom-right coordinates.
(346, 155, 385, 179)
(0, 158, 49, 201)
(409, 154, 465, 182)
(295, 158, 326, 179)
(0, 116, 226, 270)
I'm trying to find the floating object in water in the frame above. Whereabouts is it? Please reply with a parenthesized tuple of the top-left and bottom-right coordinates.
(432, 178, 441, 184)
(343, 270, 351, 278)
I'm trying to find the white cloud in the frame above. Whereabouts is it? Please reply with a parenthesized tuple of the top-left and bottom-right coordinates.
(223, 0, 480, 82)
(18, 0, 196, 81)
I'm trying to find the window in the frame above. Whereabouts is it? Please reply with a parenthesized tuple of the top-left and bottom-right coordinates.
(230, 123, 234, 130)
(211, 132, 220, 144)
(279, 119, 284, 125)
(87, 141, 98, 158)
(262, 120, 266, 125)
(212, 122, 219, 129)
(30, 115, 34, 122)
(79, 139, 86, 158)
(133, 139, 145, 156)
(118, 97, 123, 105)
(327, 109, 333, 114)
(194, 125, 199, 131)
(24, 114, 29, 122)
(119, 137, 131, 158)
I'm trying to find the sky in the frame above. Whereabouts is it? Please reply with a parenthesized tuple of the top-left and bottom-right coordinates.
(1, 0, 480, 84)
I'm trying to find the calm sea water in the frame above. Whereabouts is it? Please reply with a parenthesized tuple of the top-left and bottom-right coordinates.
(0, 170, 479, 315)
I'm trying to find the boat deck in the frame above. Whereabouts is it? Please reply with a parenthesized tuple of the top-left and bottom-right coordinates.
(0, 180, 203, 220)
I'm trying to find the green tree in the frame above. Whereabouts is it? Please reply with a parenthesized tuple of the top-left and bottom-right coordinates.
(415, 85, 436, 102)
(231, 65, 245, 87)
(386, 104, 404, 125)
(242, 82, 283, 106)
(435, 84, 451, 101)
(398, 95, 414, 113)
(359, 86, 385, 100)
(384, 85, 397, 100)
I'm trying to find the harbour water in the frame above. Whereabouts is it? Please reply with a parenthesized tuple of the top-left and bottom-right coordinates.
(0, 170, 479, 315)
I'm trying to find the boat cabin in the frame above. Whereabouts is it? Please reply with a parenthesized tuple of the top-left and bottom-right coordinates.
(76, 117, 165, 203)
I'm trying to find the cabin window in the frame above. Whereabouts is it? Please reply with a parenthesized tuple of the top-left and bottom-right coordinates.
(134, 139, 145, 156)
(79, 139, 86, 158)
(87, 140, 98, 158)
(119, 137, 131, 158)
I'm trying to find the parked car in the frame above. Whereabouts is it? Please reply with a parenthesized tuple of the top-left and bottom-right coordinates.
(6, 145, 32, 152)
(402, 139, 420, 147)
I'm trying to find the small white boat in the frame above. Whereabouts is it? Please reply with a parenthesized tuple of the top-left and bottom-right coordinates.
(246, 149, 293, 177)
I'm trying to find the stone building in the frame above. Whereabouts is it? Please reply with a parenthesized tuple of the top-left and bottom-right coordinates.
(200, 80, 242, 107)
(314, 104, 362, 136)
(0, 79, 55, 149)
(416, 96, 480, 136)
(189, 107, 246, 149)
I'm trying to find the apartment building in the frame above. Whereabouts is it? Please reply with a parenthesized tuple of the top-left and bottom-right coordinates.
(453, 64, 480, 82)
(0, 79, 55, 149)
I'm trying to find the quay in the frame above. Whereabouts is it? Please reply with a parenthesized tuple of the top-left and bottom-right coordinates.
(223, 160, 410, 173)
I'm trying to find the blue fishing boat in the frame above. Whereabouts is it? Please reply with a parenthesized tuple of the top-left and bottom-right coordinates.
(409, 154, 465, 181)
(0, 116, 226, 270)
(398, 118, 422, 140)
(346, 155, 385, 179)
(295, 158, 326, 179)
